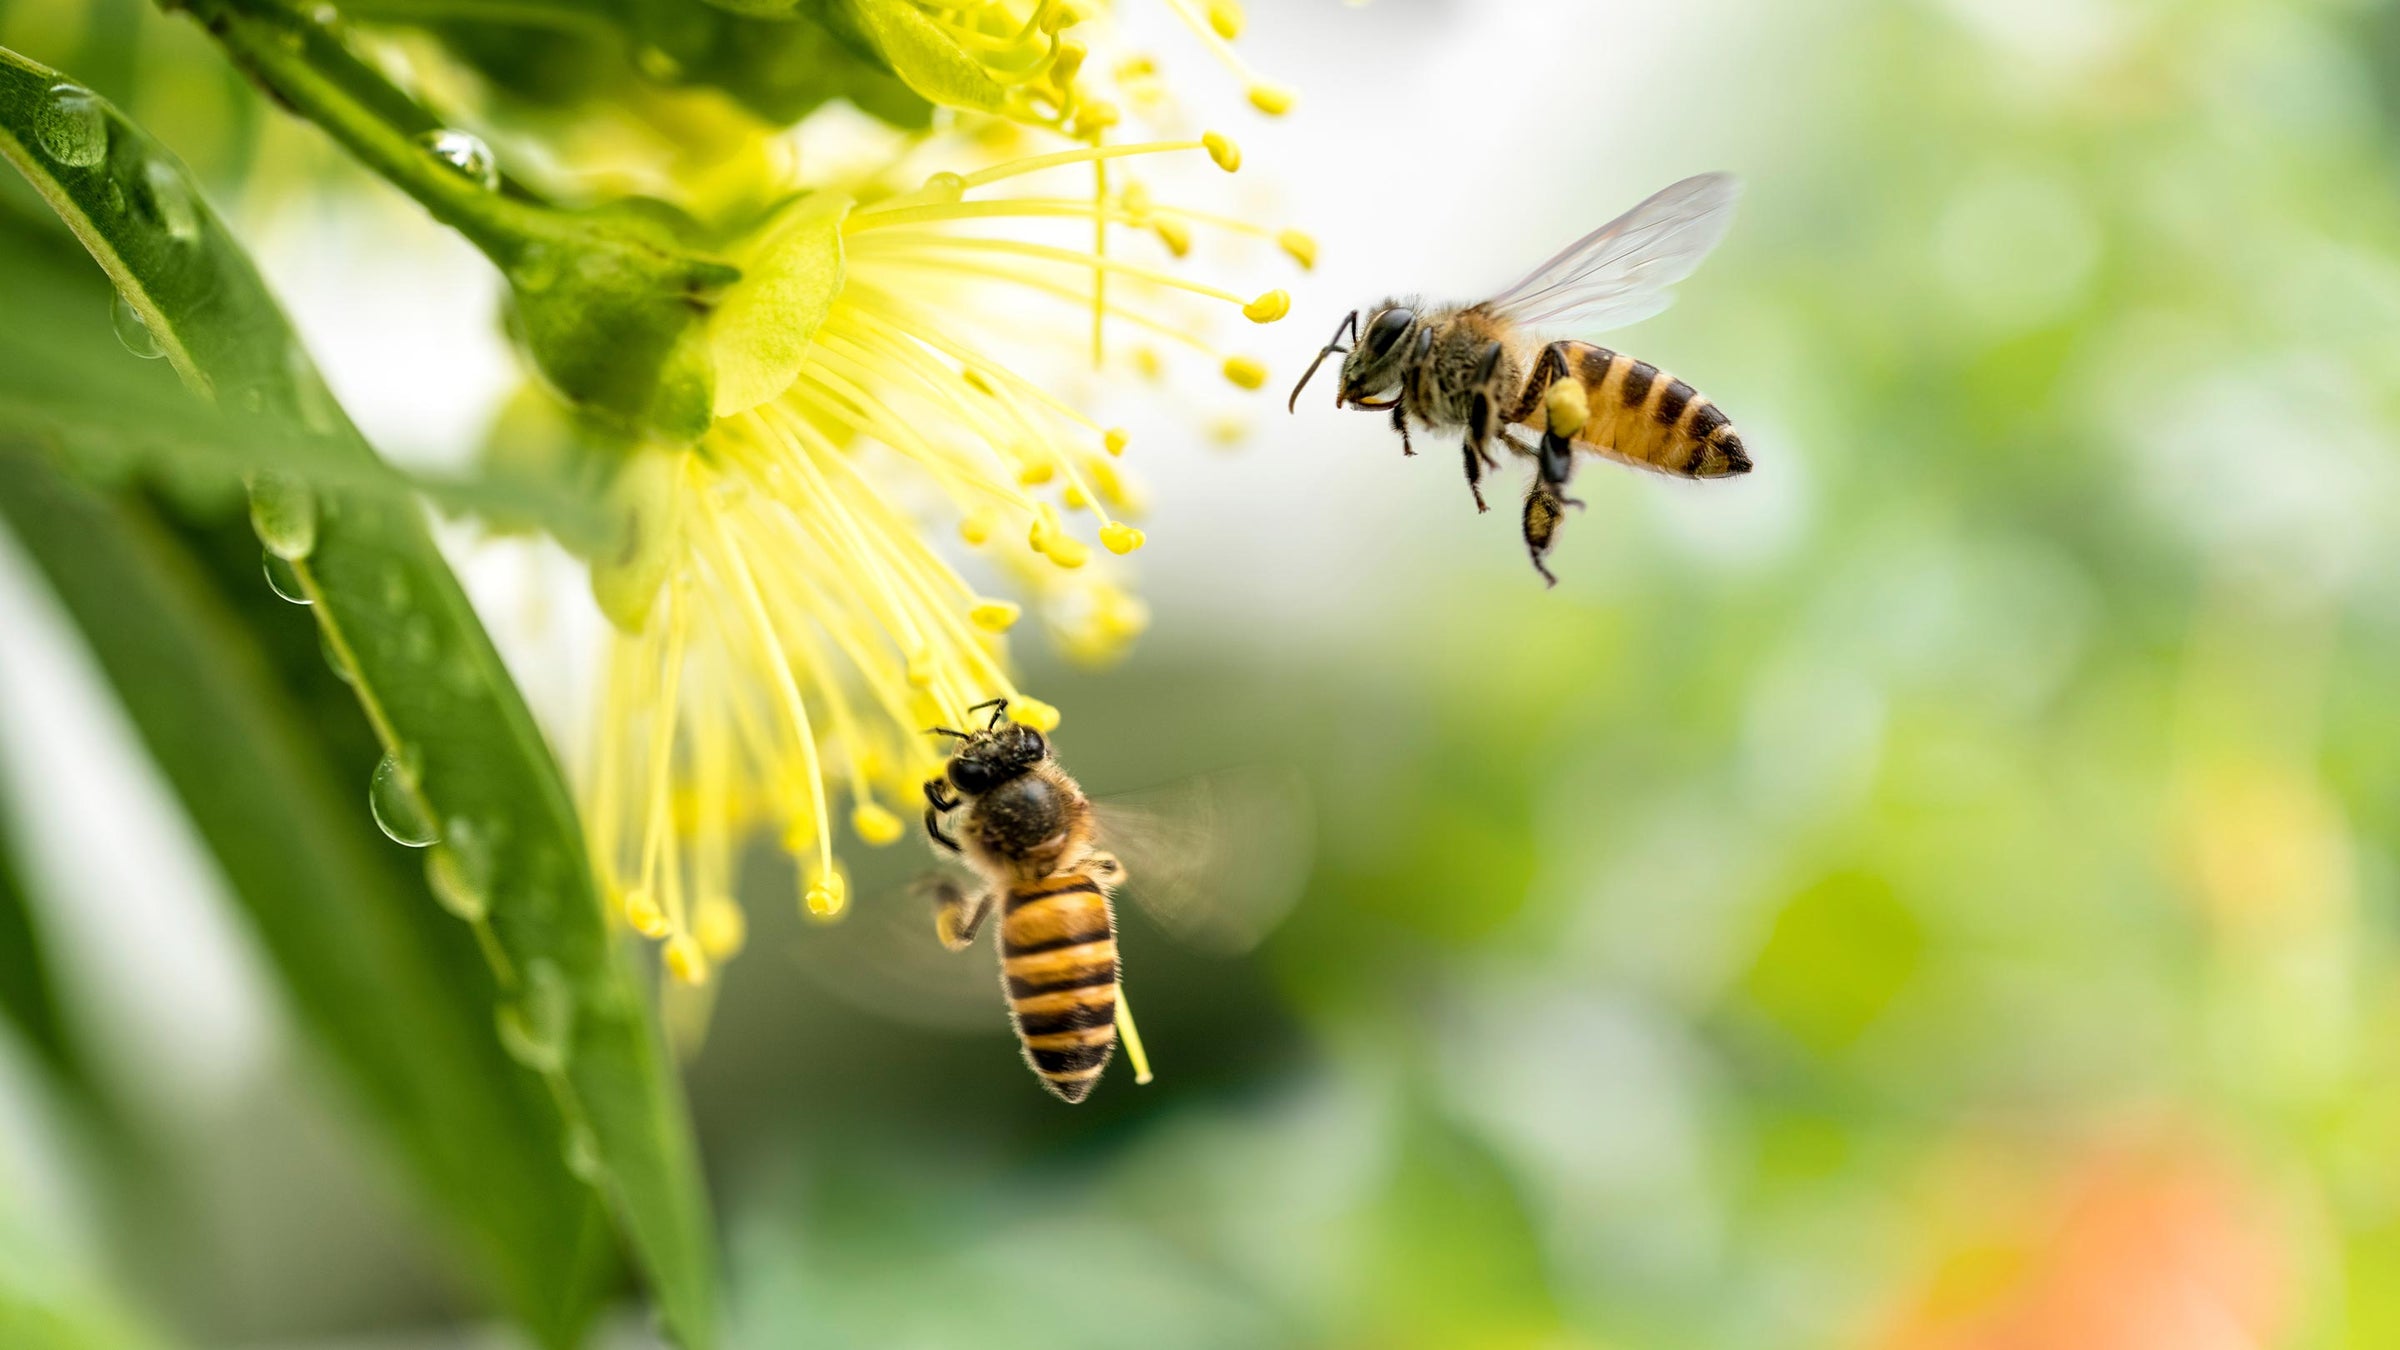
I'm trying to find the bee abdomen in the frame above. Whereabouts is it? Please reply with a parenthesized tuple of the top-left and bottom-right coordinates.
(1000, 874, 1118, 1102)
(1549, 344, 1750, 479)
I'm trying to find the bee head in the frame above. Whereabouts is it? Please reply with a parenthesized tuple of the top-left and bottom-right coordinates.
(1286, 302, 1417, 414)
(1337, 303, 1416, 405)
(935, 701, 1049, 797)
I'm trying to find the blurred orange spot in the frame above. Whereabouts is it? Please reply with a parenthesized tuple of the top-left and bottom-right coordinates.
(1876, 1139, 2290, 1350)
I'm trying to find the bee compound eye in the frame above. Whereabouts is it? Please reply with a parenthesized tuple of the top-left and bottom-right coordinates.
(1366, 308, 1414, 357)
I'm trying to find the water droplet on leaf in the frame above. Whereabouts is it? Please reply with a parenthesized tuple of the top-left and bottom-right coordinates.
(36, 85, 107, 168)
(425, 817, 493, 920)
(369, 753, 440, 847)
(249, 472, 318, 561)
(320, 628, 355, 684)
(136, 159, 198, 242)
(111, 293, 163, 359)
(564, 1122, 604, 1184)
(417, 129, 497, 190)
(262, 551, 311, 604)
(495, 959, 573, 1073)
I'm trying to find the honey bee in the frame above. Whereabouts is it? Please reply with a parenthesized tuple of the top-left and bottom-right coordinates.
(918, 700, 1309, 1102)
(1289, 173, 1751, 585)
(920, 699, 1131, 1102)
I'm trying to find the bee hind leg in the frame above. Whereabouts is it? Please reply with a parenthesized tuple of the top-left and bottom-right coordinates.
(1391, 402, 1414, 456)
(1522, 482, 1582, 589)
(929, 878, 994, 950)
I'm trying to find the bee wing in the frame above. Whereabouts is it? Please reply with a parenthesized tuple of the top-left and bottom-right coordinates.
(1482, 173, 1743, 334)
(791, 871, 1003, 1032)
(1090, 767, 1314, 956)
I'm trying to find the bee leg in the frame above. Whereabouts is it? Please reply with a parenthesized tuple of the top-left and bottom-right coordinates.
(931, 878, 994, 951)
(1085, 850, 1127, 889)
(1459, 440, 1490, 513)
(1391, 401, 1414, 456)
(923, 777, 963, 855)
(1523, 483, 1570, 588)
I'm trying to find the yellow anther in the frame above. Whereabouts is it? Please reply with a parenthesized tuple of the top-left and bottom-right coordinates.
(1207, 0, 1244, 39)
(623, 888, 670, 939)
(1072, 100, 1121, 137)
(1119, 181, 1153, 222)
(960, 509, 996, 546)
(1063, 484, 1092, 509)
(1009, 696, 1062, 732)
(1247, 83, 1296, 116)
(1203, 132, 1241, 172)
(697, 896, 747, 959)
(970, 599, 1023, 632)
(1046, 535, 1092, 568)
(804, 868, 847, 917)
(1052, 40, 1087, 87)
(920, 171, 965, 204)
(1029, 504, 1062, 553)
(664, 934, 709, 985)
(1101, 522, 1147, 554)
(1115, 55, 1157, 81)
(1223, 355, 1268, 389)
(1104, 427, 1131, 456)
(1083, 454, 1136, 509)
(1546, 377, 1590, 438)
(1208, 414, 1250, 446)
(1278, 228, 1318, 270)
(1017, 457, 1057, 486)
(1153, 217, 1193, 258)
(1244, 289, 1291, 323)
(1132, 347, 1166, 380)
(852, 801, 904, 846)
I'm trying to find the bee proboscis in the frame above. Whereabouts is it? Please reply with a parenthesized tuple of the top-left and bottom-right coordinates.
(1289, 173, 1752, 585)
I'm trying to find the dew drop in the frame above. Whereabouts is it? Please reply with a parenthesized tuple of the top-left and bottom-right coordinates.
(369, 753, 440, 848)
(634, 45, 683, 81)
(102, 179, 125, 215)
(111, 293, 163, 359)
(262, 550, 311, 605)
(400, 614, 436, 664)
(320, 628, 356, 684)
(35, 84, 107, 168)
(136, 159, 199, 243)
(564, 1122, 604, 1184)
(416, 129, 497, 190)
(509, 243, 560, 294)
(495, 959, 573, 1074)
(249, 472, 318, 561)
(425, 817, 493, 920)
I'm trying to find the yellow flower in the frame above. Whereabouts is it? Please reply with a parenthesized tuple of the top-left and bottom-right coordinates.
(581, 127, 1299, 983)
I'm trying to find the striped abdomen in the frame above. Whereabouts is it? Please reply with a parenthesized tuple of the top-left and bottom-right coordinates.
(999, 871, 1119, 1102)
(1515, 342, 1751, 478)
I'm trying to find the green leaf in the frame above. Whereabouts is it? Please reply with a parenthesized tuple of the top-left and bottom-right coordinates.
(0, 1207, 165, 1350)
(840, 0, 1009, 112)
(0, 46, 719, 1347)
(0, 449, 615, 1348)
(0, 771, 88, 1108)
(709, 190, 848, 416)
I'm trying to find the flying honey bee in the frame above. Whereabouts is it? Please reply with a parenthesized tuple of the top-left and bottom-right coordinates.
(1289, 172, 1751, 585)
(917, 700, 1307, 1102)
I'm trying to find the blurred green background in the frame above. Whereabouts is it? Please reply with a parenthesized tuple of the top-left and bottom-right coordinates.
(6, 0, 2400, 1347)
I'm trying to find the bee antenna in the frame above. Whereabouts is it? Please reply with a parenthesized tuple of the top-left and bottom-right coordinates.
(927, 726, 971, 740)
(965, 697, 1011, 729)
(1287, 310, 1360, 415)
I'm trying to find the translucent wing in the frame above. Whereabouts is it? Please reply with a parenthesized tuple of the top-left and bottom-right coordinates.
(1091, 766, 1314, 957)
(794, 872, 1001, 1032)
(1483, 173, 1743, 334)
